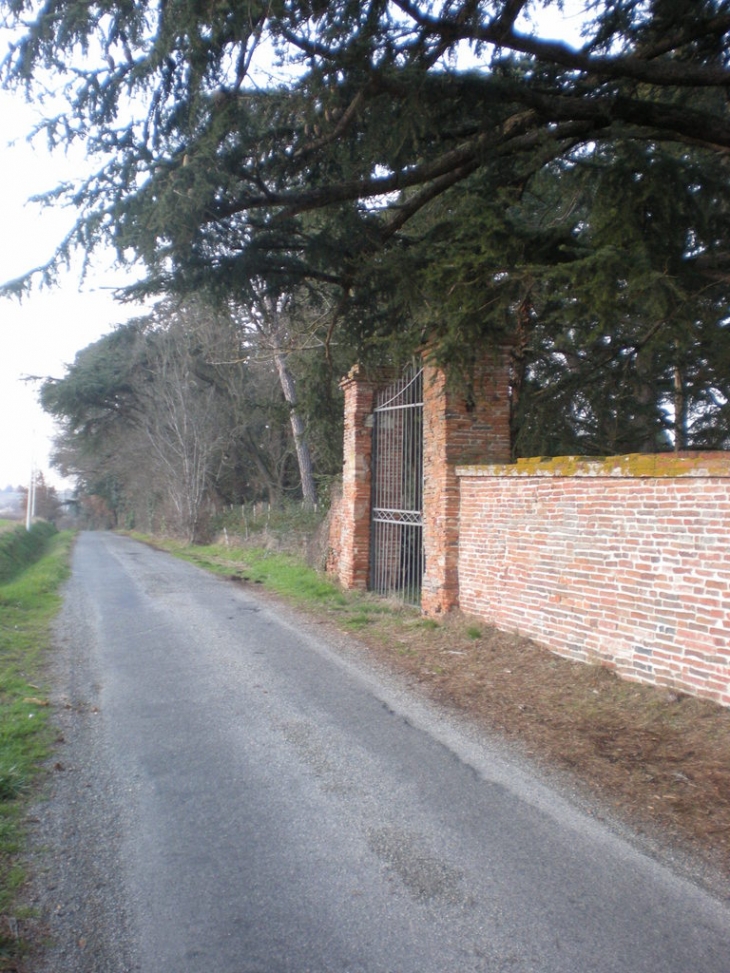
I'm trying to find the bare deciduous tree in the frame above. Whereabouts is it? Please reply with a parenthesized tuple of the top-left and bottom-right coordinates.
(228, 284, 328, 507)
(140, 322, 230, 542)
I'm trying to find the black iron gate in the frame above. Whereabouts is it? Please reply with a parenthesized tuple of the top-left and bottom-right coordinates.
(370, 364, 424, 604)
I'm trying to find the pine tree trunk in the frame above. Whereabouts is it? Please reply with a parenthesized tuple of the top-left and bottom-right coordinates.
(274, 350, 317, 506)
(673, 364, 687, 451)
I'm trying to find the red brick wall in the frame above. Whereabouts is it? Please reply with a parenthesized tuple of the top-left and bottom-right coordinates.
(421, 351, 512, 614)
(324, 479, 344, 576)
(333, 368, 376, 589)
(457, 454, 730, 707)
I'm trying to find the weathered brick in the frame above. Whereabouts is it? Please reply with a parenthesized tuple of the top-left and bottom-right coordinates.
(457, 456, 730, 707)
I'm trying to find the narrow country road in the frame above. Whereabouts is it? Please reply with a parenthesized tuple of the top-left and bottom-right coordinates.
(26, 531, 730, 973)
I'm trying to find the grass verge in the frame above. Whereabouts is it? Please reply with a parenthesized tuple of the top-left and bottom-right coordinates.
(0, 527, 74, 966)
(130, 532, 412, 621)
(0, 523, 58, 586)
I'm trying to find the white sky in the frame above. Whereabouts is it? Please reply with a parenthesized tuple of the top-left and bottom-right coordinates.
(0, 88, 140, 490)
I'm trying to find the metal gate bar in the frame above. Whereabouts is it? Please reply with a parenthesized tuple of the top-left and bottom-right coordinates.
(370, 365, 424, 604)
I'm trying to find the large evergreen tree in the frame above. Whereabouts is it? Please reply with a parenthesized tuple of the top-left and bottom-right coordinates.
(5, 1, 730, 452)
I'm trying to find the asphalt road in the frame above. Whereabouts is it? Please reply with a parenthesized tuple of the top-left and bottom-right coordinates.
(27, 531, 730, 972)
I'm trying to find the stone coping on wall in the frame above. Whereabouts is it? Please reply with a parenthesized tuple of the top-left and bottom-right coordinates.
(456, 451, 730, 479)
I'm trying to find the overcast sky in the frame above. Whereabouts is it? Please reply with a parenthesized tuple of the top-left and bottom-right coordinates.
(0, 87, 138, 490)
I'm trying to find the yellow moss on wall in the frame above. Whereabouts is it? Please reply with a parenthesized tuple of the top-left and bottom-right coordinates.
(457, 452, 730, 478)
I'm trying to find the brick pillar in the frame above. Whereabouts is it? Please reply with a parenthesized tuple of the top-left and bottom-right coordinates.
(337, 367, 376, 590)
(421, 347, 512, 615)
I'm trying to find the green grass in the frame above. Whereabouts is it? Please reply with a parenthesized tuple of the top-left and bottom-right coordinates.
(133, 534, 347, 607)
(342, 613, 375, 630)
(0, 525, 73, 953)
(131, 532, 415, 629)
(0, 521, 57, 585)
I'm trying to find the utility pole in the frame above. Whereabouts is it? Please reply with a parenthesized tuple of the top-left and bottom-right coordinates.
(25, 467, 35, 530)
(25, 428, 38, 530)
(25, 464, 36, 531)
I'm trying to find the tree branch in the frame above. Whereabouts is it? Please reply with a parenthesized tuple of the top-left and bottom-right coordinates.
(390, 0, 730, 87)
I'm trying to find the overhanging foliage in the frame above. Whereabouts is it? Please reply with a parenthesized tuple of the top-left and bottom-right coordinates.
(3, 1, 730, 452)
